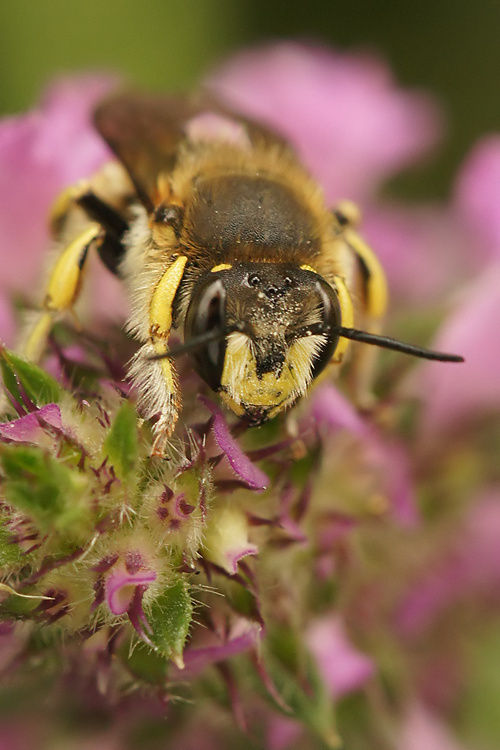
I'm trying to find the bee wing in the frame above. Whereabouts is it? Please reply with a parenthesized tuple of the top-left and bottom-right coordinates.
(94, 92, 287, 212)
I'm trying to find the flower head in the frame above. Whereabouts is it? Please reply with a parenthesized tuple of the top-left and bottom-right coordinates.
(0, 41, 497, 750)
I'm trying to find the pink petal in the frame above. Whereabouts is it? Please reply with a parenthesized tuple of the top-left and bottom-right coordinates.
(415, 264, 500, 434)
(396, 491, 500, 638)
(267, 716, 303, 750)
(399, 702, 467, 750)
(0, 295, 16, 347)
(454, 135, 500, 263)
(200, 396, 269, 490)
(105, 562, 157, 616)
(363, 204, 472, 305)
(176, 619, 261, 676)
(306, 614, 375, 697)
(0, 403, 62, 442)
(312, 384, 418, 526)
(0, 75, 115, 295)
(311, 383, 369, 438)
(208, 42, 442, 203)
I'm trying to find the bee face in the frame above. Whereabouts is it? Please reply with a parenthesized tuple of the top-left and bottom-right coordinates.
(185, 263, 341, 423)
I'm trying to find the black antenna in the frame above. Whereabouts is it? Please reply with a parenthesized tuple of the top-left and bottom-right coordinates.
(336, 326, 464, 362)
(147, 325, 464, 364)
(147, 328, 232, 361)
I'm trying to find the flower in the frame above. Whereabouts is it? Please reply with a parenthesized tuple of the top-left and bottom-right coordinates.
(0, 74, 126, 342)
(208, 41, 442, 203)
(0, 41, 499, 750)
(306, 614, 375, 697)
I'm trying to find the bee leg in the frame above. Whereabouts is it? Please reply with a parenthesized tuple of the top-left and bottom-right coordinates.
(127, 255, 188, 457)
(21, 224, 102, 362)
(76, 191, 130, 277)
(335, 204, 388, 405)
(21, 177, 132, 362)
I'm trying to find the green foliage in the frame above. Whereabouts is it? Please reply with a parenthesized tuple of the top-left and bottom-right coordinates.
(103, 400, 138, 481)
(147, 579, 194, 662)
(263, 627, 339, 749)
(0, 444, 89, 541)
(0, 349, 62, 407)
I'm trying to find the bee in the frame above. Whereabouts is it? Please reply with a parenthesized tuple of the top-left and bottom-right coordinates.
(22, 92, 462, 455)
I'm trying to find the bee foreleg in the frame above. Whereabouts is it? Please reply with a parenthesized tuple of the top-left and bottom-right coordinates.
(76, 191, 130, 276)
(127, 255, 188, 457)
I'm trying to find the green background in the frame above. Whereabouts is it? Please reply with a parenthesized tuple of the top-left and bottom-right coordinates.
(1, 0, 499, 197)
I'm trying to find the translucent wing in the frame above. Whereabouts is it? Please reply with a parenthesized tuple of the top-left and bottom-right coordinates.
(93, 91, 286, 211)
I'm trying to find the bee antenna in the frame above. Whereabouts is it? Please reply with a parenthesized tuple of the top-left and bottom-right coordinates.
(335, 326, 464, 362)
(147, 327, 239, 361)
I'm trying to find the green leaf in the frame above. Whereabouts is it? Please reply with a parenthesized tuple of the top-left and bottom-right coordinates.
(103, 400, 138, 480)
(461, 623, 500, 749)
(147, 579, 193, 663)
(0, 355, 23, 407)
(0, 444, 89, 539)
(0, 348, 61, 407)
(0, 524, 25, 569)
(261, 629, 340, 749)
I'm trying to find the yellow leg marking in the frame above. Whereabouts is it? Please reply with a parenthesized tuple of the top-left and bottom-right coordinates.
(147, 255, 188, 444)
(23, 313, 53, 362)
(344, 228, 388, 319)
(45, 224, 101, 311)
(149, 255, 188, 339)
(332, 275, 354, 362)
(22, 224, 100, 361)
(48, 179, 91, 234)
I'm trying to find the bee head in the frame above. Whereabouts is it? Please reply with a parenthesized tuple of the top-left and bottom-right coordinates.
(184, 263, 342, 422)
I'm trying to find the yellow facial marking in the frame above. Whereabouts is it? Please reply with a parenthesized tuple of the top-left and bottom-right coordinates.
(211, 263, 232, 273)
(220, 331, 324, 415)
(149, 255, 188, 339)
(300, 264, 317, 274)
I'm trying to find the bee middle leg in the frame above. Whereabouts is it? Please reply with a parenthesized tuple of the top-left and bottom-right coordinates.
(333, 201, 389, 404)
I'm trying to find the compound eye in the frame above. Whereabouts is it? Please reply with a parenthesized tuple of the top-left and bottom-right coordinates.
(184, 276, 227, 391)
(310, 278, 342, 381)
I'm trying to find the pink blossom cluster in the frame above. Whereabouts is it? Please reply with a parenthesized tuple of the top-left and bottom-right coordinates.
(0, 41, 499, 750)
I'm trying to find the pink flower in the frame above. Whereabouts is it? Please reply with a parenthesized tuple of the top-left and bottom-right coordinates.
(200, 395, 269, 490)
(311, 384, 418, 525)
(306, 614, 375, 698)
(0, 295, 17, 347)
(202, 504, 258, 575)
(399, 702, 468, 750)
(0, 75, 114, 295)
(415, 264, 500, 434)
(176, 617, 261, 677)
(208, 41, 442, 203)
(0, 74, 127, 336)
(0, 403, 62, 443)
(396, 491, 500, 638)
(363, 204, 471, 305)
(103, 552, 157, 616)
(454, 135, 500, 263)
